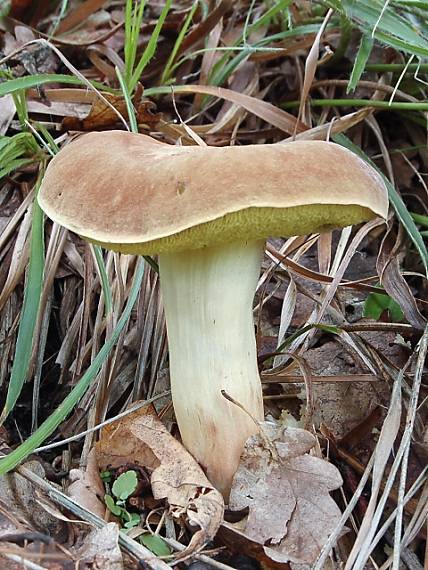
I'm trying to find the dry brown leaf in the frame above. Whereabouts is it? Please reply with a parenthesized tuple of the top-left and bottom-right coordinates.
(377, 230, 426, 330)
(97, 405, 224, 556)
(55, 0, 107, 35)
(0, 460, 67, 541)
(68, 448, 106, 519)
(229, 423, 343, 566)
(62, 89, 161, 131)
(73, 522, 123, 570)
(218, 522, 289, 569)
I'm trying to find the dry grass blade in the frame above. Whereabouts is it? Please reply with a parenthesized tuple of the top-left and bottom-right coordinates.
(177, 0, 232, 57)
(0, 203, 31, 313)
(54, 0, 107, 35)
(345, 327, 428, 569)
(377, 230, 427, 330)
(148, 84, 306, 134)
(295, 8, 333, 131)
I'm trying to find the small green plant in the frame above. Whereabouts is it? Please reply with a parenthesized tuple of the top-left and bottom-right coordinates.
(0, 132, 42, 180)
(363, 290, 404, 321)
(104, 470, 141, 529)
(103, 469, 171, 555)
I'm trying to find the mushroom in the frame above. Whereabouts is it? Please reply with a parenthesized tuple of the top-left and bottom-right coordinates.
(38, 131, 388, 498)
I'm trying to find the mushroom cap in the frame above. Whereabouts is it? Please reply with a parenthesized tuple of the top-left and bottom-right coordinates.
(38, 131, 388, 254)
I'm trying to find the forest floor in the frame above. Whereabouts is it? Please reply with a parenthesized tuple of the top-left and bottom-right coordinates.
(0, 1, 427, 569)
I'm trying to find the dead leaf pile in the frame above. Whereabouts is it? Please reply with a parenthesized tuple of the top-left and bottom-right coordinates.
(96, 405, 224, 557)
(229, 422, 343, 567)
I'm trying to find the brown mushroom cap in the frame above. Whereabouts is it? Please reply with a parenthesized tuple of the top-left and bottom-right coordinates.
(38, 131, 388, 254)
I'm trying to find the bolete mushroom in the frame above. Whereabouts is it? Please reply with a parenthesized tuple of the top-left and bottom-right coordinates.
(38, 131, 388, 498)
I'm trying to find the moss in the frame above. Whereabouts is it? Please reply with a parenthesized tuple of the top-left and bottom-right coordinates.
(88, 203, 374, 255)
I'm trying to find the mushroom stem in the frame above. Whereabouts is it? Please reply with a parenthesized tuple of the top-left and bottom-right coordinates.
(159, 239, 265, 498)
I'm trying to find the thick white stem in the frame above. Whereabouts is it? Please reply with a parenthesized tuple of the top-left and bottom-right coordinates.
(159, 240, 264, 497)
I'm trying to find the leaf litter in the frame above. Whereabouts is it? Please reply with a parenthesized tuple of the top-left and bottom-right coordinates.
(229, 422, 343, 567)
(1, 0, 428, 568)
(96, 404, 224, 558)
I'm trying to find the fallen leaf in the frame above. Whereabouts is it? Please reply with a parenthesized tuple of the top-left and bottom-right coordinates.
(73, 522, 123, 570)
(229, 422, 343, 566)
(97, 405, 224, 557)
(68, 448, 106, 519)
(62, 88, 161, 131)
(218, 522, 289, 569)
(0, 459, 67, 542)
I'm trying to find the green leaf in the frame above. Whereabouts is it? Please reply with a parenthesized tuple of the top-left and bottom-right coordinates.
(411, 212, 428, 228)
(112, 470, 138, 501)
(100, 470, 112, 482)
(92, 245, 113, 316)
(115, 66, 138, 134)
(104, 494, 123, 516)
(139, 534, 172, 557)
(0, 132, 41, 180)
(124, 512, 141, 529)
(130, 0, 172, 92)
(342, 0, 428, 57)
(363, 291, 404, 321)
(160, 1, 198, 85)
(347, 34, 374, 92)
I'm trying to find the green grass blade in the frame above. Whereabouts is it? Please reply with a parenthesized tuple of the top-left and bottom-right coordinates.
(365, 62, 428, 72)
(0, 74, 112, 97)
(130, 0, 172, 92)
(34, 123, 60, 155)
(161, 1, 198, 85)
(0, 132, 40, 179)
(0, 177, 45, 423)
(0, 158, 35, 178)
(12, 88, 29, 126)
(207, 0, 294, 86)
(347, 33, 374, 92)
(342, 0, 428, 57)
(245, 0, 294, 36)
(0, 258, 145, 475)
(334, 133, 428, 275)
(92, 246, 113, 317)
(124, 0, 146, 86)
(116, 66, 138, 133)
(411, 212, 428, 228)
(208, 21, 329, 87)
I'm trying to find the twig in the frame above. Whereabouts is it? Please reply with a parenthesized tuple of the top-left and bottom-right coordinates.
(163, 536, 234, 570)
(1, 553, 47, 570)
